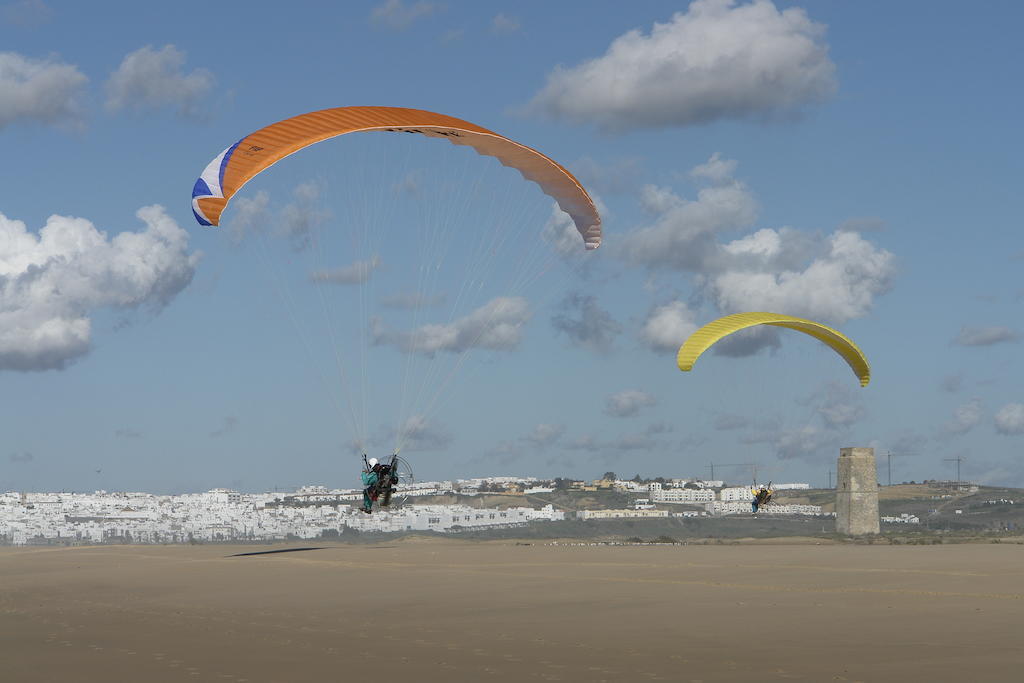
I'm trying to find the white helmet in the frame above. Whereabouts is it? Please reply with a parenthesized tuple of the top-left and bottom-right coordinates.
(368, 457, 379, 467)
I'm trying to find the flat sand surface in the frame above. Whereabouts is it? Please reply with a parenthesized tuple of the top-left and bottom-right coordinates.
(2, 540, 1022, 682)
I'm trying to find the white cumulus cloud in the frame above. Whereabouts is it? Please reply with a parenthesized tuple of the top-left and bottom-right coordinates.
(0, 206, 200, 371)
(994, 404, 1024, 435)
(370, 0, 439, 30)
(622, 156, 895, 327)
(945, 398, 983, 435)
(226, 183, 331, 250)
(690, 153, 739, 183)
(708, 230, 896, 323)
(570, 157, 642, 196)
(491, 13, 520, 34)
(280, 182, 330, 251)
(953, 326, 1019, 347)
(940, 373, 963, 393)
(522, 423, 565, 448)
(105, 45, 214, 117)
(0, 51, 87, 130)
(227, 190, 271, 242)
(209, 416, 239, 438)
(551, 292, 621, 353)
(714, 413, 749, 431)
(2, 0, 53, 27)
(563, 429, 666, 457)
(811, 381, 866, 430)
(605, 390, 657, 418)
(395, 414, 451, 451)
(619, 171, 759, 272)
(744, 423, 834, 460)
(372, 296, 530, 355)
(483, 423, 565, 464)
(529, 0, 836, 131)
(640, 301, 698, 353)
(310, 255, 381, 285)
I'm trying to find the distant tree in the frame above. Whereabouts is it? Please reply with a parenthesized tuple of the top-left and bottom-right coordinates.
(654, 477, 667, 485)
(478, 482, 491, 493)
(603, 471, 618, 481)
(631, 474, 643, 483)
(553, 477, 571, 490)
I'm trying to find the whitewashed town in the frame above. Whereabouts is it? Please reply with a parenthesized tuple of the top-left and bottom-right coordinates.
(0, 476, 842, 546)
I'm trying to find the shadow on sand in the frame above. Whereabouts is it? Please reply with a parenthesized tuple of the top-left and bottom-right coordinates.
(228, 547, 326, 557)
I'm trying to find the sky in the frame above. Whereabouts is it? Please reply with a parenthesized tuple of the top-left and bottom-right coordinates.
(1, 0, 1022, 493)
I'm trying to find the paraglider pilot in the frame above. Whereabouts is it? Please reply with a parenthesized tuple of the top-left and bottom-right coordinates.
(751, 485, 772, 514)
(361, 457, 382, 514)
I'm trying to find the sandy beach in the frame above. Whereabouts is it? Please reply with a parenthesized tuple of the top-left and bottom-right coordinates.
(2, 540, 1021, 682)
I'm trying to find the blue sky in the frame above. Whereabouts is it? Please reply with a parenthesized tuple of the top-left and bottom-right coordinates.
(2, 0, 1022, 493)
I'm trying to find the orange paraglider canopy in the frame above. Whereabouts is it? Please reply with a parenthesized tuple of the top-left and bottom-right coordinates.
(191, 106, 602, 249)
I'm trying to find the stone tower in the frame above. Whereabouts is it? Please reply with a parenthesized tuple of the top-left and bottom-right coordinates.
(835, 447, 879, 535)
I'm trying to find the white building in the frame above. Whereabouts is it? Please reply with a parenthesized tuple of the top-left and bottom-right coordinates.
(719, 487, 753, 502)
(651, 489, 715, 504)
(706, 501, 824, 516)
(577, 509, 669, 520)
(758, 504, 823, 516)
(206, 489, 242, 504)
(0, 488, 565, 545)
(882, 513, 921, 524)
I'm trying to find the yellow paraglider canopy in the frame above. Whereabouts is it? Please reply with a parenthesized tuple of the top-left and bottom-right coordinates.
(676, 312, 871, 387)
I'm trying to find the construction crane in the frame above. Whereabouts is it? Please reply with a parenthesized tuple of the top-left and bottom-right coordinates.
(944, 456, 967, 490)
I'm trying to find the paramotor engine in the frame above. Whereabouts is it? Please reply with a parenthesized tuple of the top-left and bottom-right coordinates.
(366, 453, 414, 509)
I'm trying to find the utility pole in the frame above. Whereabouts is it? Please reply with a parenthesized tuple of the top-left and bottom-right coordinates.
(885, 450, 914, 486)
(828, 469, 832, 489)
(944, 456, 966, 490)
